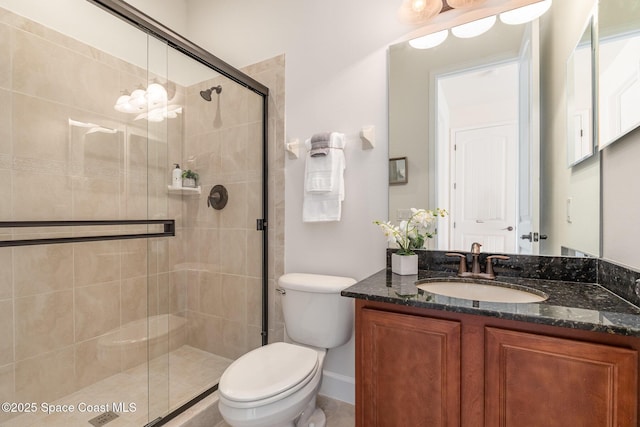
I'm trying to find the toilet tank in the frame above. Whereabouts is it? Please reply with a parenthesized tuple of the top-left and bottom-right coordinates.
(278, 273, 356, 349)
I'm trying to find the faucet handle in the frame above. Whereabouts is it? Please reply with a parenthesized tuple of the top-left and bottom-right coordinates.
(485, 255, 510, 279)
(445, 252, 468, 275)
(470, 242, 482, 254)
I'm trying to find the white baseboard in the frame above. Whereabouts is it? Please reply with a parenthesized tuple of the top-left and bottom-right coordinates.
(319, 370, 355, 405)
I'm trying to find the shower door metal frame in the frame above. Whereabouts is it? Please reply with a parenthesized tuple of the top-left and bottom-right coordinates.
(85, 1, 270, 425)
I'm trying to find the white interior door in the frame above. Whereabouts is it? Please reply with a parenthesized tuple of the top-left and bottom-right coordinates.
(517, 20, 541, 254)
(451, 123, 517, 253)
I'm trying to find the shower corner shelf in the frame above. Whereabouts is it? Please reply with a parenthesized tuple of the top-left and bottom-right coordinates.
(168, 185, 201, 195)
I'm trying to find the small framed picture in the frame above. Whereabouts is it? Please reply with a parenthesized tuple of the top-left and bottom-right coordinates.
(389, 157, 408, 185)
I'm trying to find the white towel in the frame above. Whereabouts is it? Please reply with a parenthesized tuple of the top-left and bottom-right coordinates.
(303, 133, 346, 222)
(304, 151, 335, 192)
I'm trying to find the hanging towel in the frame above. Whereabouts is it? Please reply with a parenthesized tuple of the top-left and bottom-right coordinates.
(303, 133, 346, 222)
(309, 132, 330, 157)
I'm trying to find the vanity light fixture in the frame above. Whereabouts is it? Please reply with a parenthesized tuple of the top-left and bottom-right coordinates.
(451, 14, 496, 38)
(446, 0, 487, 8)
(409, 29, 449, 49)
(499, 0, 552, 25)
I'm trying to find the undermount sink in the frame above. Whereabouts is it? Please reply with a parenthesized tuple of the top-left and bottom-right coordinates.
(415, 280, 548, 304)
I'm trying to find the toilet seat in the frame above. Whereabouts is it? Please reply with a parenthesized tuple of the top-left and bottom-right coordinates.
(219, 342, 319, 408)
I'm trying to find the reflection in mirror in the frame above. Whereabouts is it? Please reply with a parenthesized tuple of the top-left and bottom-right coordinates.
(598, 0, 640, 148)
(389, 0, 600, 257)
(566, 17, 594, 166)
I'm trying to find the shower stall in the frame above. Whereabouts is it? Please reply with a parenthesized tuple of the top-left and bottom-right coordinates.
(0, 0, 284, 425)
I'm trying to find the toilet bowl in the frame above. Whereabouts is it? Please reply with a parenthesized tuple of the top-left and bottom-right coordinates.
(219, 342, 326, 427)
(218, 273, 356, 427)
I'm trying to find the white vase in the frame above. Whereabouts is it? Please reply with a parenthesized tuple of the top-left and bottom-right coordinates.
(391, 253, 418, 275)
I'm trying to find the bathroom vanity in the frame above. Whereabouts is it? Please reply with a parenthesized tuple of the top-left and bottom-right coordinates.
(342, 251, 640, 427)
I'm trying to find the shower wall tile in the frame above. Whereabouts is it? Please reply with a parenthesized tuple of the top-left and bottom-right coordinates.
(246, 277, 262, 328)
(12, 29, 119, 117)
(14, 346, 75, 403)
(70, 124, 122, 180)
(220, 319, 247, 360)
(0, 170, 9, 222)
(12, 171, 71, 221)
(0, 249, 11, 300)
(168, 270, 187, 314)
(198, 271, 222, 316)
(13, 244, 73, 297)
(73, 240, 120, 287)
(246, 231, 263, 279)
(121, 239, 148, 280)
(187, 312, 222, 354)
(72, 176, 121, 220)
(219, 229, 247, 275)
(14, 290, 74, 360)
(156, 272, 171, 315)
(196, 227, 220, 272)
(74, 281, 120, 342)
(220, 274, 246, 323)
(0, 300, 13, 365)
(13, 93, 71, 165)
(122, 276, 147, 324)
(0, 89, 10, 156)
(220, 126, 248, 177)
(74, 333, 121, 389)
(0, 23, 9, 90)
(220, 182, 247, 229)
(0, 364, 15, 424)
(219, 80, 250, 129)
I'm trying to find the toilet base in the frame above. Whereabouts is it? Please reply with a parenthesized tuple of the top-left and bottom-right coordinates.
(298, 407, 325, 427)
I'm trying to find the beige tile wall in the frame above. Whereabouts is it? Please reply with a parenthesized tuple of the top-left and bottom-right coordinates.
(0, 7, 186, 424)
(0, 5, 284, 424)
(182, 54, 285, 359)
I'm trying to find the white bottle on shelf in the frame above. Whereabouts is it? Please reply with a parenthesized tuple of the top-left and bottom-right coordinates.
(172, 164, 182, 188)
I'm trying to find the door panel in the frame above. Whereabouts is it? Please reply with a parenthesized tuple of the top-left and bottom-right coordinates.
(452, 123, 517, 252)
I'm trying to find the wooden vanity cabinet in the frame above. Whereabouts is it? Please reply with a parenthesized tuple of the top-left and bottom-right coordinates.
(359, 308, 461, 426)
(355, 299, 640, 427)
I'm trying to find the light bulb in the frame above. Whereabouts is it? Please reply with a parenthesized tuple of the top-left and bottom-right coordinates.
(409, 29, 449, 49)
(147, 83, 168, 107)
(500, 0, 552, 25)
(129, 88, 147, 109)
(114, 93, 136, 113)
(412, 0, 426, 12)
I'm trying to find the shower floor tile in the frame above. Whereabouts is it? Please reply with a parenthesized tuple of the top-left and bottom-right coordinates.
(2, 345, 232, 427)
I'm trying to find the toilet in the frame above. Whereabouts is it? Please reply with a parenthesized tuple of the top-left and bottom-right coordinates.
(218, 273, 356, 427)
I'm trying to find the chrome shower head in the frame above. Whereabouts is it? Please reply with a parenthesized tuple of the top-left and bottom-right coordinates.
(199, 85, 222, 101)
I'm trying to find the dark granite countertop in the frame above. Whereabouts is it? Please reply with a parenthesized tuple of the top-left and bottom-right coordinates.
(342, 268, 640, 337)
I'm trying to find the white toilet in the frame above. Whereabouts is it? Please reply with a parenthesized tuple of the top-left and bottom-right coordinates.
(218, 273, 356, 427)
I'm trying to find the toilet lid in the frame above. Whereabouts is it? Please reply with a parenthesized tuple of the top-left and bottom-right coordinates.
(219, 342, 319, 402)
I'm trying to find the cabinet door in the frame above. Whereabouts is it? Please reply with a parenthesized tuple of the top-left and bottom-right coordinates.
(485, 327, 638, 427)
(359, 308, 461, 427)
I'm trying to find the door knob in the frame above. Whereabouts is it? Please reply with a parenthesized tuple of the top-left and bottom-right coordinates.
(520, 232, 532, 241)
(502, 226, 514, 231)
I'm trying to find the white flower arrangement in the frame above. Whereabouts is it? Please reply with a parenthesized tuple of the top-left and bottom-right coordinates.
(374, 208, 448, 256)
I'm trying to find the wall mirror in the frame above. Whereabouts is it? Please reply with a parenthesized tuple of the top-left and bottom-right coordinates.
(388, 0, 599, 257)
(598, 0, 640, 149)
(566, 16, 594, 167)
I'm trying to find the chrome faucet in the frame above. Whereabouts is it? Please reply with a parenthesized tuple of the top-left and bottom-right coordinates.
(446, 242, 509, 280)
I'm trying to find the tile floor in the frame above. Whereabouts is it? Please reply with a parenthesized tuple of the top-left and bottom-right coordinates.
(2, 346, 232, 427)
